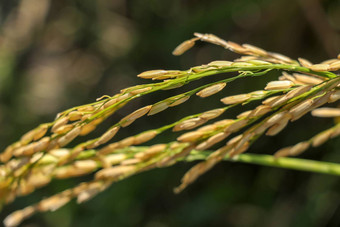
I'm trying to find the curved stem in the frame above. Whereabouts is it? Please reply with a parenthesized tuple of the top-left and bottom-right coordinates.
(185, 150, 340, 176)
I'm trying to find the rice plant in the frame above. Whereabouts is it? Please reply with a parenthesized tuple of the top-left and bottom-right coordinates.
(1, 33, 340, 226)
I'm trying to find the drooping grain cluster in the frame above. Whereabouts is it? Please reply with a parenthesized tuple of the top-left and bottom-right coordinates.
(1, 33, 340, 226)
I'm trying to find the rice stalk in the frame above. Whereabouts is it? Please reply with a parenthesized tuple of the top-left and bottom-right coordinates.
(1, 33, 340, 226)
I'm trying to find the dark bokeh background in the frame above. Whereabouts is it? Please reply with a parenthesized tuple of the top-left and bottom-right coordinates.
(1, 0, 340, 226)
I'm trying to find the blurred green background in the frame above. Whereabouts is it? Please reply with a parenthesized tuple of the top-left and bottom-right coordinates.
(1, 0, 340, 226)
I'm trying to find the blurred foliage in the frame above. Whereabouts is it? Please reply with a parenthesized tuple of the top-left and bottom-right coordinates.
(0, 0, 340, 226)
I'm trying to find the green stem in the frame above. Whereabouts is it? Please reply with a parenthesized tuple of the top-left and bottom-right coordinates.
(186, 150, 340, 176)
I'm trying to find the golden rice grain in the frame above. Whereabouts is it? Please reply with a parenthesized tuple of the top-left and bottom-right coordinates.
(289, 142, 310, 156)
(79, 123, 96, 136)
(249, 90, 267, 98)
(226, 119, 248, 133)
(96, 126, 120, 146)
(231, 62, 254, 67)
(172, 38, 198, 56)
(121, 158, 140, 166)
(152, 73, 178, 80)
(57, 127, 81, 147)
(208, 61, 233, 67)
(311, 108, 340, 118)
(29, 152, 44, 164)
(280, 72, 297, 83)
(293, 74, 323, 85)
(214, 119, 234, 128)
(266, 117, 290, 136)
(194, 33, 228, 46)
(38, 192, 71, 212)
(298, 58, 313, 67)
(77, 183, 103, 204)
(33, 125, 49, 141)
(196, 132, 229, 150)
(74, 160, 98, 170)
(4, 206, 35, 227)
(274, 147, 290, 158)
(177, 131, 204, 142)
(135, 144, 166, 160)
(51, 117, 69, 133)
(137, 70, 169, 79)
(54, 166, 92, 178)
(14, 137, 50, 157)
(0, 146, 14, 162)
(168, 95, 190, 107)
(68, 111, 83, 121)
(118, 137, 135, 148)
(120, 105, 152, 127)
(227, 41, 247, 53)
(162, 82, 185, 90)
(55, 124, 74, 135)
(247, 60, 271, 65)
(49, 149, 70, 158)
(27, 172, 51, 188)
(174, 118, 207, 131)
(103, 98, 117, 108)
(331, 126, 340, 138)
(191, 66, 215, 73)
(130, 87, 153, 95)
(262, 95, 281, 106)
(233, 133, 253, 151)
(242, 44, 267, 56)
(328, 90, 340, 103)
(289, 99, 314, 120)
(104, 153, 127, 165)
(197, 124, 217, 133)
(269, 52, 293, 63)
(266, 111, 289, 125)
(249, 105, 272, 118)
(312, 130, 332, 147)
(284, 85, 312, 100)
(329, 60, 340, 71)
(227, 135, 243, 145)
(20, 130, 36, 144)
(270, 85, 312, 108)
(309, 64, 330, 72)
(200, 108, 225, 120)
(46, 139, 58, 150)
(98, 143, 119, 155)
(148, 102, 169, 115)
(77, 106, 95, 112)
(31, 137, 50, 155)
(221, 94, 250, 105)
(134, 130, 158, 144)
(310, 92, 331, 109)
(275, 141, 309, 158)
(196, 83, 227, 98)
(230, 141, 250, 157)
(321, 59, 338, 65)
(116, 93, 132, 103)
(237, 110, 252, 119)
(95, 165, 136, 180)
(264, 80, 294, 90)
